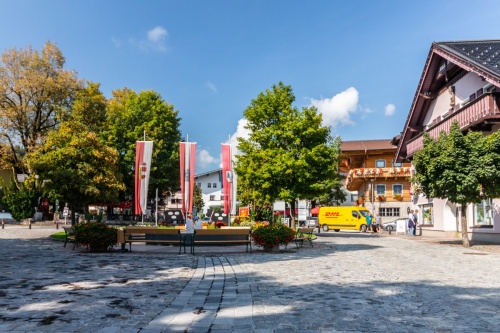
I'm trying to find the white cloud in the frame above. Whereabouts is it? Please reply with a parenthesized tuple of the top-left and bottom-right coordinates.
(129, 26, 168, 52)
(206, 81, 217, 92)
(111, 37, 121, 47)
(226, 118, 250, 146)
(198, 149, 217, 169)
(309, 87, 359, 128)
(148, 26, 167, 43)
(385, 103, 396, 116)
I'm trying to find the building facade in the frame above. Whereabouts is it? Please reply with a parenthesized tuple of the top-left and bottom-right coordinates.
(341, 140, 412, 224)
(395, 40, 500, 243)
(194, 169, 223, 215)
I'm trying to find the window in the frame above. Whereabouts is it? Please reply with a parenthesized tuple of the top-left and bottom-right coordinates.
(475, 199, 493, 225)
(213, 183, 217, 188)
(421, 204, 433, 225)
(351, 194, 358, 202)
(170, 198, 181, 204)
(393, 162, 402, 167)
(220, 195, 224, 200)
(379, 207, 400, 217)
(352, 210, 360, 219)
(209, 195, 215, 201)
(196, 182, 201, 188)
(392, 184, 403, 195)
(207, 183, 212, 188)
(376, 159, 386, 168)
(376, 184, 386, 196)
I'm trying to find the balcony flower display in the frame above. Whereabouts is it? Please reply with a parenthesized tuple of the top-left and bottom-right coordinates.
(377, 195, 386, 201)
(393, 194, 403, 201)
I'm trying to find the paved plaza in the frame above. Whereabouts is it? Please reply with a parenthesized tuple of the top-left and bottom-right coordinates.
(0, 226, 499, 333)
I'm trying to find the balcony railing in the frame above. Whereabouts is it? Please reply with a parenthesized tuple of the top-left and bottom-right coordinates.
(406, 92, 500, 157)
(345, 167, 411, 188)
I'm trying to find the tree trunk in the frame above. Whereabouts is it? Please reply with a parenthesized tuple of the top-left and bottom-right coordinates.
(460, 204, 470, 248)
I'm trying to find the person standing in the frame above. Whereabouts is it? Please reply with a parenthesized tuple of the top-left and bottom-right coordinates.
(407, 210, 415, 236)
(413, 209, 419, 236)
(365, 213, 373, 233)
(375, 212, 382, 234)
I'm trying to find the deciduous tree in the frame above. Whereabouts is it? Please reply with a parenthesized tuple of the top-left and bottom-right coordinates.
(235, 82, 343, 227)
(29, 121, 124, 224)
(412, 121, 500, 247)
(0, 41, 83, 175)
(104, 88, 182, 205)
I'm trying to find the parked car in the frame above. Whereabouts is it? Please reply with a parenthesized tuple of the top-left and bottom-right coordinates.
(382, 218, 409, 232)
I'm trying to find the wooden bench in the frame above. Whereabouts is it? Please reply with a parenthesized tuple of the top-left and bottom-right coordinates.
(117, 227, 185, 254)
(62, 226, 77, 250)
(191, 228, 252, 254)
(293, 227, 315, 248)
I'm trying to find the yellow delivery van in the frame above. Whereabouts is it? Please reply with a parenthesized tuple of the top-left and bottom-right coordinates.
(318, 206, 370, 232)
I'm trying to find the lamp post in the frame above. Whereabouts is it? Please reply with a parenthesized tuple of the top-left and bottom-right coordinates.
(34, 175, 39, 222)
(370, 178, 375, 216)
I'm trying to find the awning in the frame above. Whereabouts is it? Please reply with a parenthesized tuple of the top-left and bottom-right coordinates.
(311, 207, 320, 215)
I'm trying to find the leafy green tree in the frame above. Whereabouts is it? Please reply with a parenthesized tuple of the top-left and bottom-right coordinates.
(412, 121, 500, 247)
(193, 184, 204, 215)
(29, 121, 125, 224)
(0, 41, 83, 176)
(0, 178, 37, 221)
(71, 82, 107, 132)
(235, 82, 343, 228)
(104, 88, 182, 205)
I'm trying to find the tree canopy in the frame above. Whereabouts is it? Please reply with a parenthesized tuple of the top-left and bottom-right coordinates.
(104, 88, 182, 203)
(412, 121, 500, 247)
(235, 82, 343, 227)
(0, 41, 83, 175)
(29, 121, 124, 223)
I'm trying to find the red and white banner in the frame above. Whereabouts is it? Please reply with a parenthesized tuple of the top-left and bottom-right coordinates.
(135, 141, 154, 215)
(179, 142, 196, 214)
(222, 144, 233, 215)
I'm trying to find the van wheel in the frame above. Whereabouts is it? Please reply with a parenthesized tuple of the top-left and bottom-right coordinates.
(322, 225, 329, 232)
(360, 225, 367, 233)
(334, 229, 340, 232)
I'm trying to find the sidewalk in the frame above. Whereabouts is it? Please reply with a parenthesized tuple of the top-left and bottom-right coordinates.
(1, 226, 499, 332)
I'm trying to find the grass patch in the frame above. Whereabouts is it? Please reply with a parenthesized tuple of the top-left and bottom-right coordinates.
(51, 232, 66, 242)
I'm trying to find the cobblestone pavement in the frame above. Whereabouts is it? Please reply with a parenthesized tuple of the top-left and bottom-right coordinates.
(1, 226, 499, 332)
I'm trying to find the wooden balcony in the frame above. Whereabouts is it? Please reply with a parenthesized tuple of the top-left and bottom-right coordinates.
(406, 92, 500, 157)
(345, 167, 411, 191)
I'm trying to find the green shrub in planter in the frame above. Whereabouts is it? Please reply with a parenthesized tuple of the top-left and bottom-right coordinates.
(252, 223, 295, 248)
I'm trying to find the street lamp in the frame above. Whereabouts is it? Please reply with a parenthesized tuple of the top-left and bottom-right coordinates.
(370, 178, 375, 216)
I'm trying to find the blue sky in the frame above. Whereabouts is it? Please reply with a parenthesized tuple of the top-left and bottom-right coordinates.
(2, 0, 500, 174)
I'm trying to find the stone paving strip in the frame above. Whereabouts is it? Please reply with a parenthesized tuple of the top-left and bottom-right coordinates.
(1, 226, 500, 332)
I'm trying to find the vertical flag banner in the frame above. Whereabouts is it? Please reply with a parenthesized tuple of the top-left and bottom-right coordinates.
(221, 144, 232, 215)
(179, 142, 196, 214)
(135, 141, 154, 215)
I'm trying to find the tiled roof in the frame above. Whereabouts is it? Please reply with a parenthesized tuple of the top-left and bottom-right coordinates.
(438, 40, 500, 77)
(341, 139, 395, 152)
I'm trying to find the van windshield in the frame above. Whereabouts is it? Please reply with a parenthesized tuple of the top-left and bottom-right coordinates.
(359, 210, 369, 217)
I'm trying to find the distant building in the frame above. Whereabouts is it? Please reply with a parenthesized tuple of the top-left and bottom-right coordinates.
(340, 139, 412, 224)
(194, 169, 223, 215)
(395, 40, 500, 242)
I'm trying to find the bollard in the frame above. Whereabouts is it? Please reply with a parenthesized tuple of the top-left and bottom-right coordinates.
(56, 221, 59, 229)
(1, 219, 4, 229)
(389, 228, 392, 235)
(29, 219, 32, 229)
